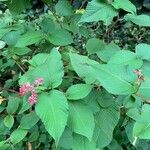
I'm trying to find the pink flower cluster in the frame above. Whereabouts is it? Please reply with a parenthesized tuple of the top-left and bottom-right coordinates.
(19, 78, 44, 105)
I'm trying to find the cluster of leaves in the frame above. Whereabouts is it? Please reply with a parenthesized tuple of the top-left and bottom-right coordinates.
(0, 0, 150, 149)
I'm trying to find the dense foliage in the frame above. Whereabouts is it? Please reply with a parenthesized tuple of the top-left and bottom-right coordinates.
(0, 0, 150, 149)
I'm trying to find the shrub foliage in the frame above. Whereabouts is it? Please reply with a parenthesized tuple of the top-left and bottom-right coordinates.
(0, 0, 150, 149)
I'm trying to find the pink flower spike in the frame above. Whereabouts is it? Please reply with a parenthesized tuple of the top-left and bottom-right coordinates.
(28, 91, 38, 105)
(34, 78, 44, 86)
(19, 83, 34, 96)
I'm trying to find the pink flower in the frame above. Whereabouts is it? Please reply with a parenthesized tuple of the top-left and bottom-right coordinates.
(34, 78, 44, 86)
(19, 83, 34, 96)
(19, 78, 44, 105)
(28, 91, 38, 105)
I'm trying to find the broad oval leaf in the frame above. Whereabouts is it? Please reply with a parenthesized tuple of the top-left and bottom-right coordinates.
(138, 78, 150, 102)
(19, 48, 64, 89)
(68, 101, 95, 140)
(0, 40, 6, 49)
(12, 47, 31, 56)
(124, 14, 150, 26)
(136, 43, 150, 60)
(35, 90, 68, 143)
(69, 53, 100, 84)
(93, 104, 120, 148)
(10, 128, 28, 144)
(86, 38, 106, 55)
(72, 134, 96, 150)
(15, 31, 43, 47)
(96, 42, 120, 62)
(48, 29, 73, 46)
(133, 104, 150, 139)
(70, 53, 135, 95)
(58, 127, 73, 149)
(112, 0, 136, 14)
(66, 84, 92, 100)
(141, 61, 150, 77)
(6, 97, 20, 114)
(79, 0, 118, 25)
(4, 115, 14, 129)
(20, 112, 39, 130)
(108, 50, 137, 66)
(92, 64, 136, 95)
(55, 0, 73, 17)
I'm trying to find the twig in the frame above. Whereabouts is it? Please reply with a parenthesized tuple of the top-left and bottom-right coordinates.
(104, 16, 120, 42)
(79, 0, 87, 9)
(63, 76, 82, 81)
(2, 88, 19, 93)
(27, 142, 32, 150)
(15, 61, 26, 73)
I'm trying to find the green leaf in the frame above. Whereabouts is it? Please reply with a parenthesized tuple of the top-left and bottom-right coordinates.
(133, 104, 150, 139)
(19, 48, 64, 89)
(15, 31, 43, 47)
(10, 128, 28, 144)
(70, 53, 135, 95)
(82, 90, 100, 114)
(0, 28, 12, 39)
(55, 0, 73, 17)
(42, 0, 52, 4)
(6, 0, 30, 15)
(66, 84, 92, 100)
(127, 108, 140, 120)
(0, 141, 6, 148)
(96, 42, 120, 62)
(108, 50, 137, 66)
(72, 134, 96, 150)
(18, 96, 31, 114)
(41, 18, 57, 34)
(0, 118, 9, 135)
(20, 112, 39, 130)
(69, 53, 100, 84)
(35, 90, 68, 143)
(0, 141, 11, 150)
(12, 47, 31, 55)
(6, 97, 20, 114)
(112, 0, 136, 14)
(68, 101, 95, 140)
(2, 30, 21, 46)
(0, 40, 6, 49)
(79, 0, 118, 25)
(97, 89, 114, 108)
(4, 115, 14, 129)
(48, 29, 73, 46)
(86, 38, 105, 55)
(58, 127, 73, 149)
(141, 61, 150, 77)
(125, 120, 135, 144)
(138, 78, 150, 102)
(93, 104, 120, 148)
(136, 43, 150, 60)
(124, 14, 150, 27)
(28, 131, 39, 142)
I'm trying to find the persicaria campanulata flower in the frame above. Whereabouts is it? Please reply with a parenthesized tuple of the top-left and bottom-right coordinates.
(28, 91, 38, 105)
(19, 83, 34, 96)
(19, 78, 44, 105)
(34, 78, 44, 86)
